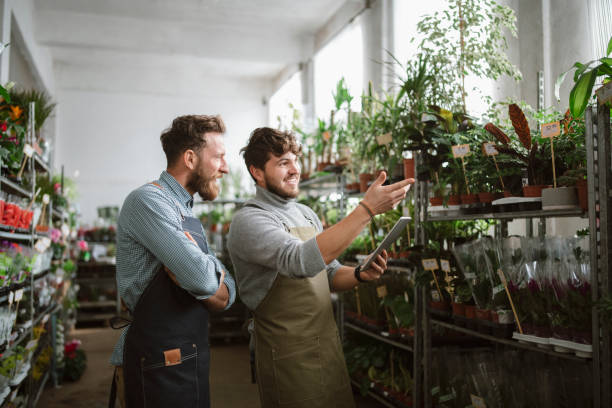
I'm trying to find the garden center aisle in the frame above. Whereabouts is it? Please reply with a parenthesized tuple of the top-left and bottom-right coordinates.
(38, 328, 379, 407)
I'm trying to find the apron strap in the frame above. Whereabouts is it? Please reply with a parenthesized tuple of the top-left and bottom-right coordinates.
(108, 367, 118, 408)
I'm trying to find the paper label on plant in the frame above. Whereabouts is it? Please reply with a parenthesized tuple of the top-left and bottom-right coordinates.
(306, 137, 314, 146)
(42, 194, 50, 204)
(42, 314, 50, 324)
(493, 284, 505, 295)
(497, 269, 507, 285)
(15, 289, 23, 302)
(23, 144, 35, 158)
(451, 144, 470, 158)
(464, 272, 476, 279)
(482, 142, 498, 156)
(422, 258, 439, 270)
(470, 394, 487, 408)
(26, 340, 37, 350)
(34, 239, 47, 253)
(541, 121, 561, 138)
(440, 259, 451, 273)
(376, 285, 388, 298)
(376, 132, 393, 146)
(8, 291, 13, 305)
(10, 389, 17, 402)
(61, 224, 70, 237)
(431, 290, 441, 302)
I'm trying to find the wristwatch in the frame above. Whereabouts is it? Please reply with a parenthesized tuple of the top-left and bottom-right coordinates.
(354, 264, 366, 283)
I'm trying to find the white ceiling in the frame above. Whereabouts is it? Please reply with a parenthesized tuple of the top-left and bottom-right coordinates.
(34, 0, 359, 88)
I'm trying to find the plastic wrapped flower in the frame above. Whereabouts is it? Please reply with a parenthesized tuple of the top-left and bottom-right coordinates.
(78, 240, 88, 251)
(50, 228, 62, 243)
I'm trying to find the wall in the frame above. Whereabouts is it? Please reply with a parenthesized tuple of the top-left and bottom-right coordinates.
(54, 76, 268, 224)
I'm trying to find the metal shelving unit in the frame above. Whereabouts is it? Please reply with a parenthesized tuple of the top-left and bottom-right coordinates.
(344, 322, 413, 352)
(411, 103, 611, 408)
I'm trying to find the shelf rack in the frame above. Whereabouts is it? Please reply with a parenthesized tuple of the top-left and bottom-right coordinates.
(410, 103, 611, 408)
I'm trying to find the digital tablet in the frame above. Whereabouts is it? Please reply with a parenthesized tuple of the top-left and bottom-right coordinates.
(361, 216, 411, 270)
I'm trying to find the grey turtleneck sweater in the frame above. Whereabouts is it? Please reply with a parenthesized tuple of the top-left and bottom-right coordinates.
(227, 186, 341, 311)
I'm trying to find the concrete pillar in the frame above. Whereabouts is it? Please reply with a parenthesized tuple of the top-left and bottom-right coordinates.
(0, 0, 11, 84)
(301, 58, 316, 132)
(361, 0, 394, 94)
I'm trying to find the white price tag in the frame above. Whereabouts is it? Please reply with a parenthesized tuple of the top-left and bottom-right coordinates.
(497, 269, 508, 286)
(541, 121, 561, 138)
(431, 290, 441, 302)
(470, 394, 487, 408)
(376, 285, 388, 298)
(34, 237, 51, 253)
(10, 389, 17, 401)
(451, 144, 470, 158)
(61, 224, 70, 237)
(376, 132, 393, 146)
(464, 272, 477, 279)
(8, 291, 14, 305)
(421, 258, 439, 271)
(42, 194, 50, 205)
(440, 259, 451, 273)
(15, 289, 23, 302)
(493, 284, 505, 295)
(23, 144, 35, 158)
(482, 142, 498, 156)
(42, 314, 50, 324)
(25, 339, 38, 350)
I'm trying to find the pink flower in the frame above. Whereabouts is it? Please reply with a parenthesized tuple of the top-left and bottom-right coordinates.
(54, 183, 61, 194)
(50, 228, 62, 243)
(78, 240, 88, 251)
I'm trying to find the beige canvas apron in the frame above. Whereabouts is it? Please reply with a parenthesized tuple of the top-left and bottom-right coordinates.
(254, 225, 355, 408)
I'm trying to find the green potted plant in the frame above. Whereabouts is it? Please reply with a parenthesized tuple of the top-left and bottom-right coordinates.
(556, 35, 612, 118)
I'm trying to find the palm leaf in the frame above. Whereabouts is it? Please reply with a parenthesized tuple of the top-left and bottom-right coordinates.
(569, 69, 597, 118)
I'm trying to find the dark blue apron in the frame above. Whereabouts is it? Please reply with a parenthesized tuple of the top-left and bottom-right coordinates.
(120, 214, 212, 408)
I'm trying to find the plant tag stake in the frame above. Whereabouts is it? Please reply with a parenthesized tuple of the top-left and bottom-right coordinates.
(452, 144, 471, 194)
(482, 142, 505, 189)
(451, 144, 470, 158)
(464, 272, 476, 280)
(16, 144, 35, 180)
(541, 121, 560, 188)
(422, 259, 443, 300)
(8, 291, 13, 305)
(14, 289, 23, 302)
(376, 133, 393, 146)
(470, 394, 487, 408)
(497, 269, 523, 334)
(377, 285, 388, 298)
(34, 237, 51, 253)
(26, 339, 37, 350)
(42, 314, 50, 324)
(440, 259, 451, 273)
(23, 144, 35, 158)
(493, 284, 505, 295)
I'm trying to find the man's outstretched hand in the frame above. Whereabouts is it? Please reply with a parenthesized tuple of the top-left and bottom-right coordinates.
(362, 172, 414, 215)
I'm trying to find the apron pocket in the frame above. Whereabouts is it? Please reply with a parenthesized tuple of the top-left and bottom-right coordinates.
(141, 343, 199, 407)
(272, 336, 323, 404)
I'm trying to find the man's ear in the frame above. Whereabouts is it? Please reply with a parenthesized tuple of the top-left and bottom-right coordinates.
(249, 165, 264, 185)
(183, 149, 198, 171)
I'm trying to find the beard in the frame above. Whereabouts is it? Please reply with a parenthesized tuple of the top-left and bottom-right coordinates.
(187, 166, 219, 201)
(264, 173, 299, 199)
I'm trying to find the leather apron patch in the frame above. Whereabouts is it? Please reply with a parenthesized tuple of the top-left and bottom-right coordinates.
(164, 348, 182, 366)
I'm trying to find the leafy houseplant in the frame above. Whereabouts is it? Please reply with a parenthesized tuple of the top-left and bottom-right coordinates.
(416, 0, 522, 114)
(556, 35, 612, 118)
(7, 89, 56, 134)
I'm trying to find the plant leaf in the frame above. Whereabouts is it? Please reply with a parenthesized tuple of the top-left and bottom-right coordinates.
(570, 69, 597, 117)
(608, 35, 612, 56)
(0, 86, 10, 103)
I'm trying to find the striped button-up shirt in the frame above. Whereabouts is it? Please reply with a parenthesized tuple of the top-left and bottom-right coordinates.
(110, 171, 236, 366)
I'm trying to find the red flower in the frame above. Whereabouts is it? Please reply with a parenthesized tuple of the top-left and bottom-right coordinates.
(0, 122, 6, 132)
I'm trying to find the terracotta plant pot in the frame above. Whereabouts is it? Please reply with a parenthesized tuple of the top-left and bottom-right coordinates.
(451, 302, 465, 316)
(475, 308, 491, 321)
(398, 250, 411, 258)
(447, 195, 461, 205)
(317, 162, 331, 171)
(503, 190, 513, 198)
(460, 193, 479, 204)
(429, 301, 449, 311)
(522, 185, 548, 198)
(403, 158, 415, 180)
(429, 196, 443, 206)
(477, 192, 496, 203)
(464, 305, 476, 319)
(576, 178, 588, 211)
(359, 173, 373, 193)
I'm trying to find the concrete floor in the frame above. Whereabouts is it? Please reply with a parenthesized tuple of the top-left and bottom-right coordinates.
(38, 328, 380, 408)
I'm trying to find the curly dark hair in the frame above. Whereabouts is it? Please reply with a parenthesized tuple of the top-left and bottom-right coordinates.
(160, 115, 225, 167)
(240, 127, 301, 181)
